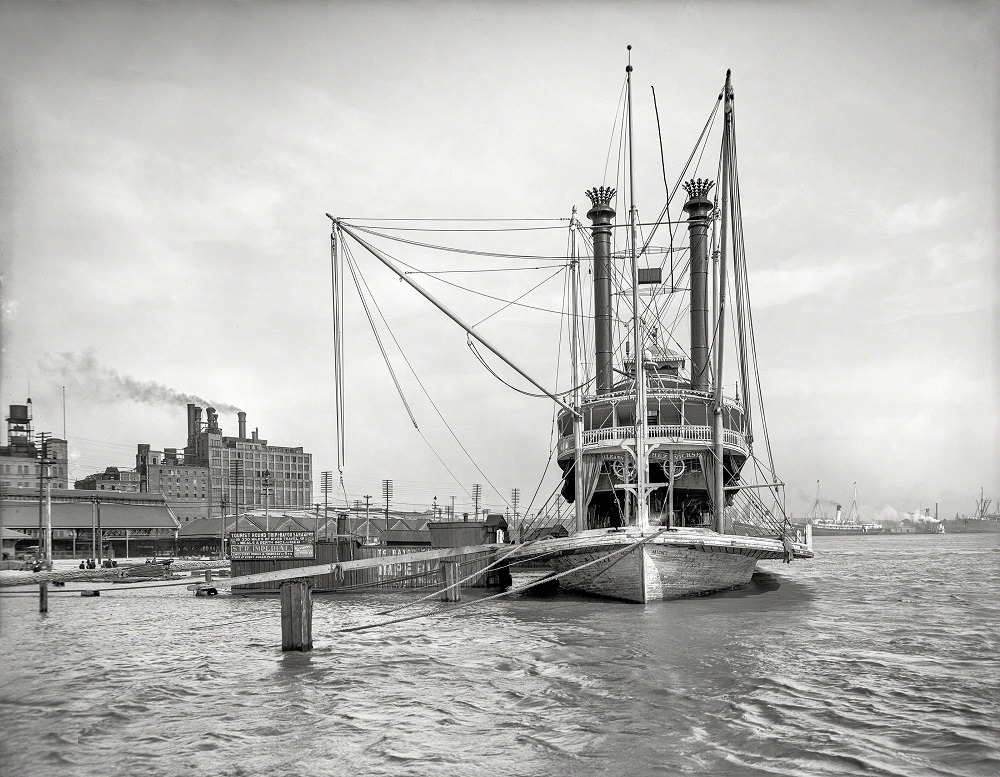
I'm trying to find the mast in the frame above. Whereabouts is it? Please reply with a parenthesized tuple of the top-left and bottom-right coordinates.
(712, 69, 734, 534)
(626, 47, 649, 531)
(570, 207, 586, 534)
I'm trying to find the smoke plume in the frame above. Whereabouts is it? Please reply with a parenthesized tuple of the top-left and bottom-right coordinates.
(42, 349, 242, 414)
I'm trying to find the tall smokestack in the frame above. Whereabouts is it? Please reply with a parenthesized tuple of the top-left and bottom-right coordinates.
(193, 406, 203, 434)
(238, 411, 247, 439)
(683, 179, 715, 391)
(206, 407, 219, 433)
(187, 403, 196, 439)
(586, 186, 616, 394)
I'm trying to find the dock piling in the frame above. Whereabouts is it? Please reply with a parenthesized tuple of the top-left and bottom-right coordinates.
(280, 580, 313, 652)
(440, 560, 461, 602)
(39, 582, 49, 613)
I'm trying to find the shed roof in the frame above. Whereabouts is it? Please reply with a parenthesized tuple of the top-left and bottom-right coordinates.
(0, 500, 179, 530)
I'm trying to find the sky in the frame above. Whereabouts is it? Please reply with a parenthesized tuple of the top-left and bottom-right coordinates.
(1, 0, 997, 523)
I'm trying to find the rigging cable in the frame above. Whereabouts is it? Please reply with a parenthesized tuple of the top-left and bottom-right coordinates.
(344, 233, 507, 503)
(341, 239, 489, 505)
(343, 245, 418, 429)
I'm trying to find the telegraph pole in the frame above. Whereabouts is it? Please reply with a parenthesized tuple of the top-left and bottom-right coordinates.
(363, 494, 373, 540)
(511, 488, 521, 541)
(321, 471, 332, 539)
(263, 469, 273, 531)
(472, 484, 482, 524)
(36, 432, 50, 564)
(381, 479, 393, 534)
(220, 495, 229, 558)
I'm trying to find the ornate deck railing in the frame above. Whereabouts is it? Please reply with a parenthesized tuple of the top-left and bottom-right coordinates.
(557, 425, 749, 457)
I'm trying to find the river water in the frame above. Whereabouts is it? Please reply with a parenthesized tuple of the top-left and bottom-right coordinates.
(1, 533, 997, 777)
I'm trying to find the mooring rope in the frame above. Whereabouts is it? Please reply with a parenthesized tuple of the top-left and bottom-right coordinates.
(336, 530, 667, 634)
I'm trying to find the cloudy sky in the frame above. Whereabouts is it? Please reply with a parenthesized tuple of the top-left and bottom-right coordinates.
(2, 1, 997, 522)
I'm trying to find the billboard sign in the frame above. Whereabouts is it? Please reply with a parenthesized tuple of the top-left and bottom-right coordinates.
(229, 531, 315, 560)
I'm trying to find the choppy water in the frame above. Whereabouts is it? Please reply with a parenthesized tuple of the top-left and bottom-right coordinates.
(1, 534, 997, 777)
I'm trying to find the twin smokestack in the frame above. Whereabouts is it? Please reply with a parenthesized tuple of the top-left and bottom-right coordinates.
(584, 179, 715, 395)
(186, 403, 251, 440)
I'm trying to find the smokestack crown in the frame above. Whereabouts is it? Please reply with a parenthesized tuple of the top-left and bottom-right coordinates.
(585, 186, 617, 223)
(683, 178, 715, 217)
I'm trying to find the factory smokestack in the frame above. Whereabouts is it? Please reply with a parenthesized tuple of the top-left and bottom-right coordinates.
(683, 179, 715, 391)
(186, 403, 196, 439)
(238, 411, 247, 439)
(586, 186, 616, 394)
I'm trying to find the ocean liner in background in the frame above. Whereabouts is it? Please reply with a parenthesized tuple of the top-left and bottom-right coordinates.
(807, 481, 883, 536)
(943, 489, 1000, 534)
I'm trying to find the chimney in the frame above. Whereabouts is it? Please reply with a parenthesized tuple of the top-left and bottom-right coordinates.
(835, 504, 843, 522)
(186, 403, 196, 439)
(193, 406, 203, 433)
(252, 427, 258, 442)
(206, 407, 220, 433)
(586, 186, 617, 394)
(683, 178, 715, 391)
(238, 411, 247, 439)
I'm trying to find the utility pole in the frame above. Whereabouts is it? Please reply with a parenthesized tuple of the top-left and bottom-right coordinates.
(381, 479, 393, 534)
(93, 495, 102, 563)
(321, 471, 333, 539)
(450, 495, 456, 521)
(363, 494, 373, 540)
(36, 432, 50, 564)
(314, 503, 321, 538)
(220, 495, 229, 558)
(472, 484, 482, 524)
(230, 459, 244, 533)
(263, 469, 273, 531)
(511, 488, 521, 541)
(42, 456, 53, 569)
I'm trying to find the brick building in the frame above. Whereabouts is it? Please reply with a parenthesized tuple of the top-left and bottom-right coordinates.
(75, 466, 141, 492)
(0, 400, 68, 491)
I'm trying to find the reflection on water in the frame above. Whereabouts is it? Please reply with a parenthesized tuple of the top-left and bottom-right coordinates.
(1, 534, 998, 777)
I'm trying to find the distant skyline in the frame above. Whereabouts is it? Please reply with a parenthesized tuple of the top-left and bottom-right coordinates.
(2, 1, 997, 521)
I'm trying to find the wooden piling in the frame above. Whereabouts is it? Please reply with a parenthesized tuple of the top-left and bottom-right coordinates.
(440, 560, 461, 602)
(39, 582, 49, 613)
(279, 580, 313, 652)
(205, 569, 213, 583)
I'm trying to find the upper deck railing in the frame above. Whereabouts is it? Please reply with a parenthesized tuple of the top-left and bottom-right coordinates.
(557, 424, 749, 457)
(579, 385, 744, 409)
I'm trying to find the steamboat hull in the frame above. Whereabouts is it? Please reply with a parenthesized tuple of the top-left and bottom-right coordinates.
(513, 529, 811, 604)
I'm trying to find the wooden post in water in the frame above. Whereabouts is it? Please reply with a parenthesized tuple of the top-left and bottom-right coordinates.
(440, 560, 461, 602)
(39, 582, 48, 613)
(280, 580, 313, 652)
(205, 569, 213, 583)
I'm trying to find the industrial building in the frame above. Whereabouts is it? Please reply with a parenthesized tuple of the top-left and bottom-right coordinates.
(0, 400, 68, 491)
(133, 405, 313, 522)
(74, 466, 141, 492)
(182, 404, 313, 513)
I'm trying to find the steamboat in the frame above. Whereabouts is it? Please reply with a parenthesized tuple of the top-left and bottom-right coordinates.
(331, 52, 812, 603)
